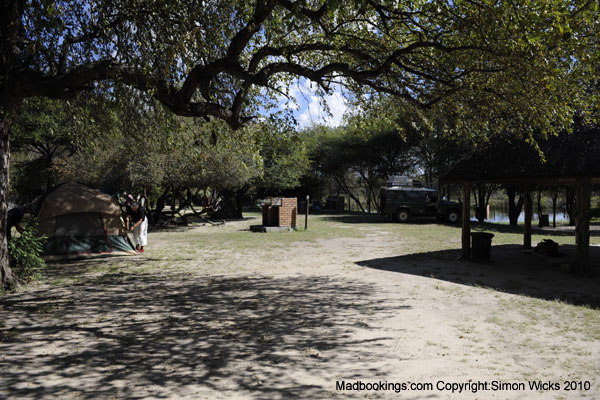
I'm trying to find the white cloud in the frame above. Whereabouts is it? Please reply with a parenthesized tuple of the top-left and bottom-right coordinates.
(290, 79, 348, 129)
(322, 90, 348, 126)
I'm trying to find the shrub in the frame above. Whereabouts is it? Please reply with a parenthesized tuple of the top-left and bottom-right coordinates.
(8, 218, 47, 283)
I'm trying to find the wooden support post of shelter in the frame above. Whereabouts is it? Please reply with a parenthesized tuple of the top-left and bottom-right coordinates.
(441, 128, 599, 272)
(523, 186, 532, 249)
(575, 177, 591, 275)
(461, 183, 471, 260)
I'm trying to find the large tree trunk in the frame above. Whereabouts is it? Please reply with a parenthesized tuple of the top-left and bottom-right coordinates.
(0, 103, 19, 288)
(473, 184, 497, 222)
(566, 187, 576, 226)
(0, 131, 11, 286)
(213, 188, 246, 219)
(151, 187, 170, 223)
(234, 192, 244, 219)
(551, 189, 559, 228)
(537, 191, 543, 223)
(506, 186, 523, 227)
(523, 187, 532, 249)
(461, 183, 471, 260)
(575, 178, 591, 275)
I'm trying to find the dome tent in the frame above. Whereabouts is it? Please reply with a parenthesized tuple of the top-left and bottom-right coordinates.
(37, 182, 137, 259)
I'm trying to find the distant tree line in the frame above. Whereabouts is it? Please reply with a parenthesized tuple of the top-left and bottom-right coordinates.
(10, 93, 308, 221)
(11, 90, 596, 228)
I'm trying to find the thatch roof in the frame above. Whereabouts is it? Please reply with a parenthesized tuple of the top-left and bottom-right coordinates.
(442, 123, 600, 184)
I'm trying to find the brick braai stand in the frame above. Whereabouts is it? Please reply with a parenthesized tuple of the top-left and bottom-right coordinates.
(251, 197, 298, 232)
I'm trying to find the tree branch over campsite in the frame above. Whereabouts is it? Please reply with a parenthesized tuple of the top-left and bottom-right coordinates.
(4, 0, 596, 126)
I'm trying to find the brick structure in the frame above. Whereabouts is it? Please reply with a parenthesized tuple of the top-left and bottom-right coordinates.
(261, 197, 297, 229)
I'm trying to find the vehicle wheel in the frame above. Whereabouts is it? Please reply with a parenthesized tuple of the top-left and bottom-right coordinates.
(397, 209, 410, 223)
(446, 210, 460, 223)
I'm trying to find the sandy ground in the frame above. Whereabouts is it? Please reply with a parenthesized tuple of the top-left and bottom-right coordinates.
(1, 216, 599, 399)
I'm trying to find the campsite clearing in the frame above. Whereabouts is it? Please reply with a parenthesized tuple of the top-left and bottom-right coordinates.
(1, 213, 599, 399)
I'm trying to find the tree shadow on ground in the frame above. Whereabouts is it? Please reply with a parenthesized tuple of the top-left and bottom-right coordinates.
(356, 244, 600, 308)
(42, 255, 178, 281)
(0, 273, 406, 399)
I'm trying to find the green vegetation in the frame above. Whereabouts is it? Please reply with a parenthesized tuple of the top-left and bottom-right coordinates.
(8, 218, 47, 284)
(301, 124, 423, 212)
(11, 97, 307, 221)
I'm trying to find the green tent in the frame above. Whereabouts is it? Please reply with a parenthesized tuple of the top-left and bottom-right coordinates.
(37, 183, 138, 259)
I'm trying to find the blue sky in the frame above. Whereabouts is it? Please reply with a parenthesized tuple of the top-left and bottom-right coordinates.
(277, 78, 349, 129)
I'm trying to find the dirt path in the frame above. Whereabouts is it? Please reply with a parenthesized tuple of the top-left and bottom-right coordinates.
(1, 217, 598, 399)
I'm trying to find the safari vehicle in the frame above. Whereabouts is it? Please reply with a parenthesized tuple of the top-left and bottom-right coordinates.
(379, 176, 461, 223)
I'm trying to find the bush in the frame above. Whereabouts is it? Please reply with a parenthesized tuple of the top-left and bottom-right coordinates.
(8, 218, 47, 282)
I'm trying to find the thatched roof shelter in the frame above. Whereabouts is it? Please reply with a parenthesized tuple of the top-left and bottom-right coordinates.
(444, 124, 600, 185)
(442, 124, 600, 275)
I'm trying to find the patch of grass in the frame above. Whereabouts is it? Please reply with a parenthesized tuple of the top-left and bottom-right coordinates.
(433, 284, 464, 295)
(355, 215, 581, 254)
(50, 276, 76, 286)
(175, 215, 368, 252)
(456, 324, 476, 336)
(485, 313, 504, 325)
(484, 296, 600, 352)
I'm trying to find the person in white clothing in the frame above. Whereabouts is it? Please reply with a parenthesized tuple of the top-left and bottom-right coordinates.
(127, 202, 148, 253)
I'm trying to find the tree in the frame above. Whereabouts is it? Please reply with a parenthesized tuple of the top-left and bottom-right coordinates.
(343, 95, 475, 203)
(566, 187, 576, 226)
(473, 184, 499, 223)
(473, 183, 498, 222)
(305, 123, 419, 212)
(550, 187, 560, 228)
(51, 91, 183, 193)
(254, 127, 309, 198)
(54, 105, 264, 220)
(1, 0, 597, 286)
(505, 185, 524, 227)
(11, 98, 76, 194)
(198, 127, 263, 219)
(10, 95, 121, 199)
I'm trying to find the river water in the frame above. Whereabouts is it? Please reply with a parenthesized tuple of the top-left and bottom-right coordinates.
(473, 206, 570, 224)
